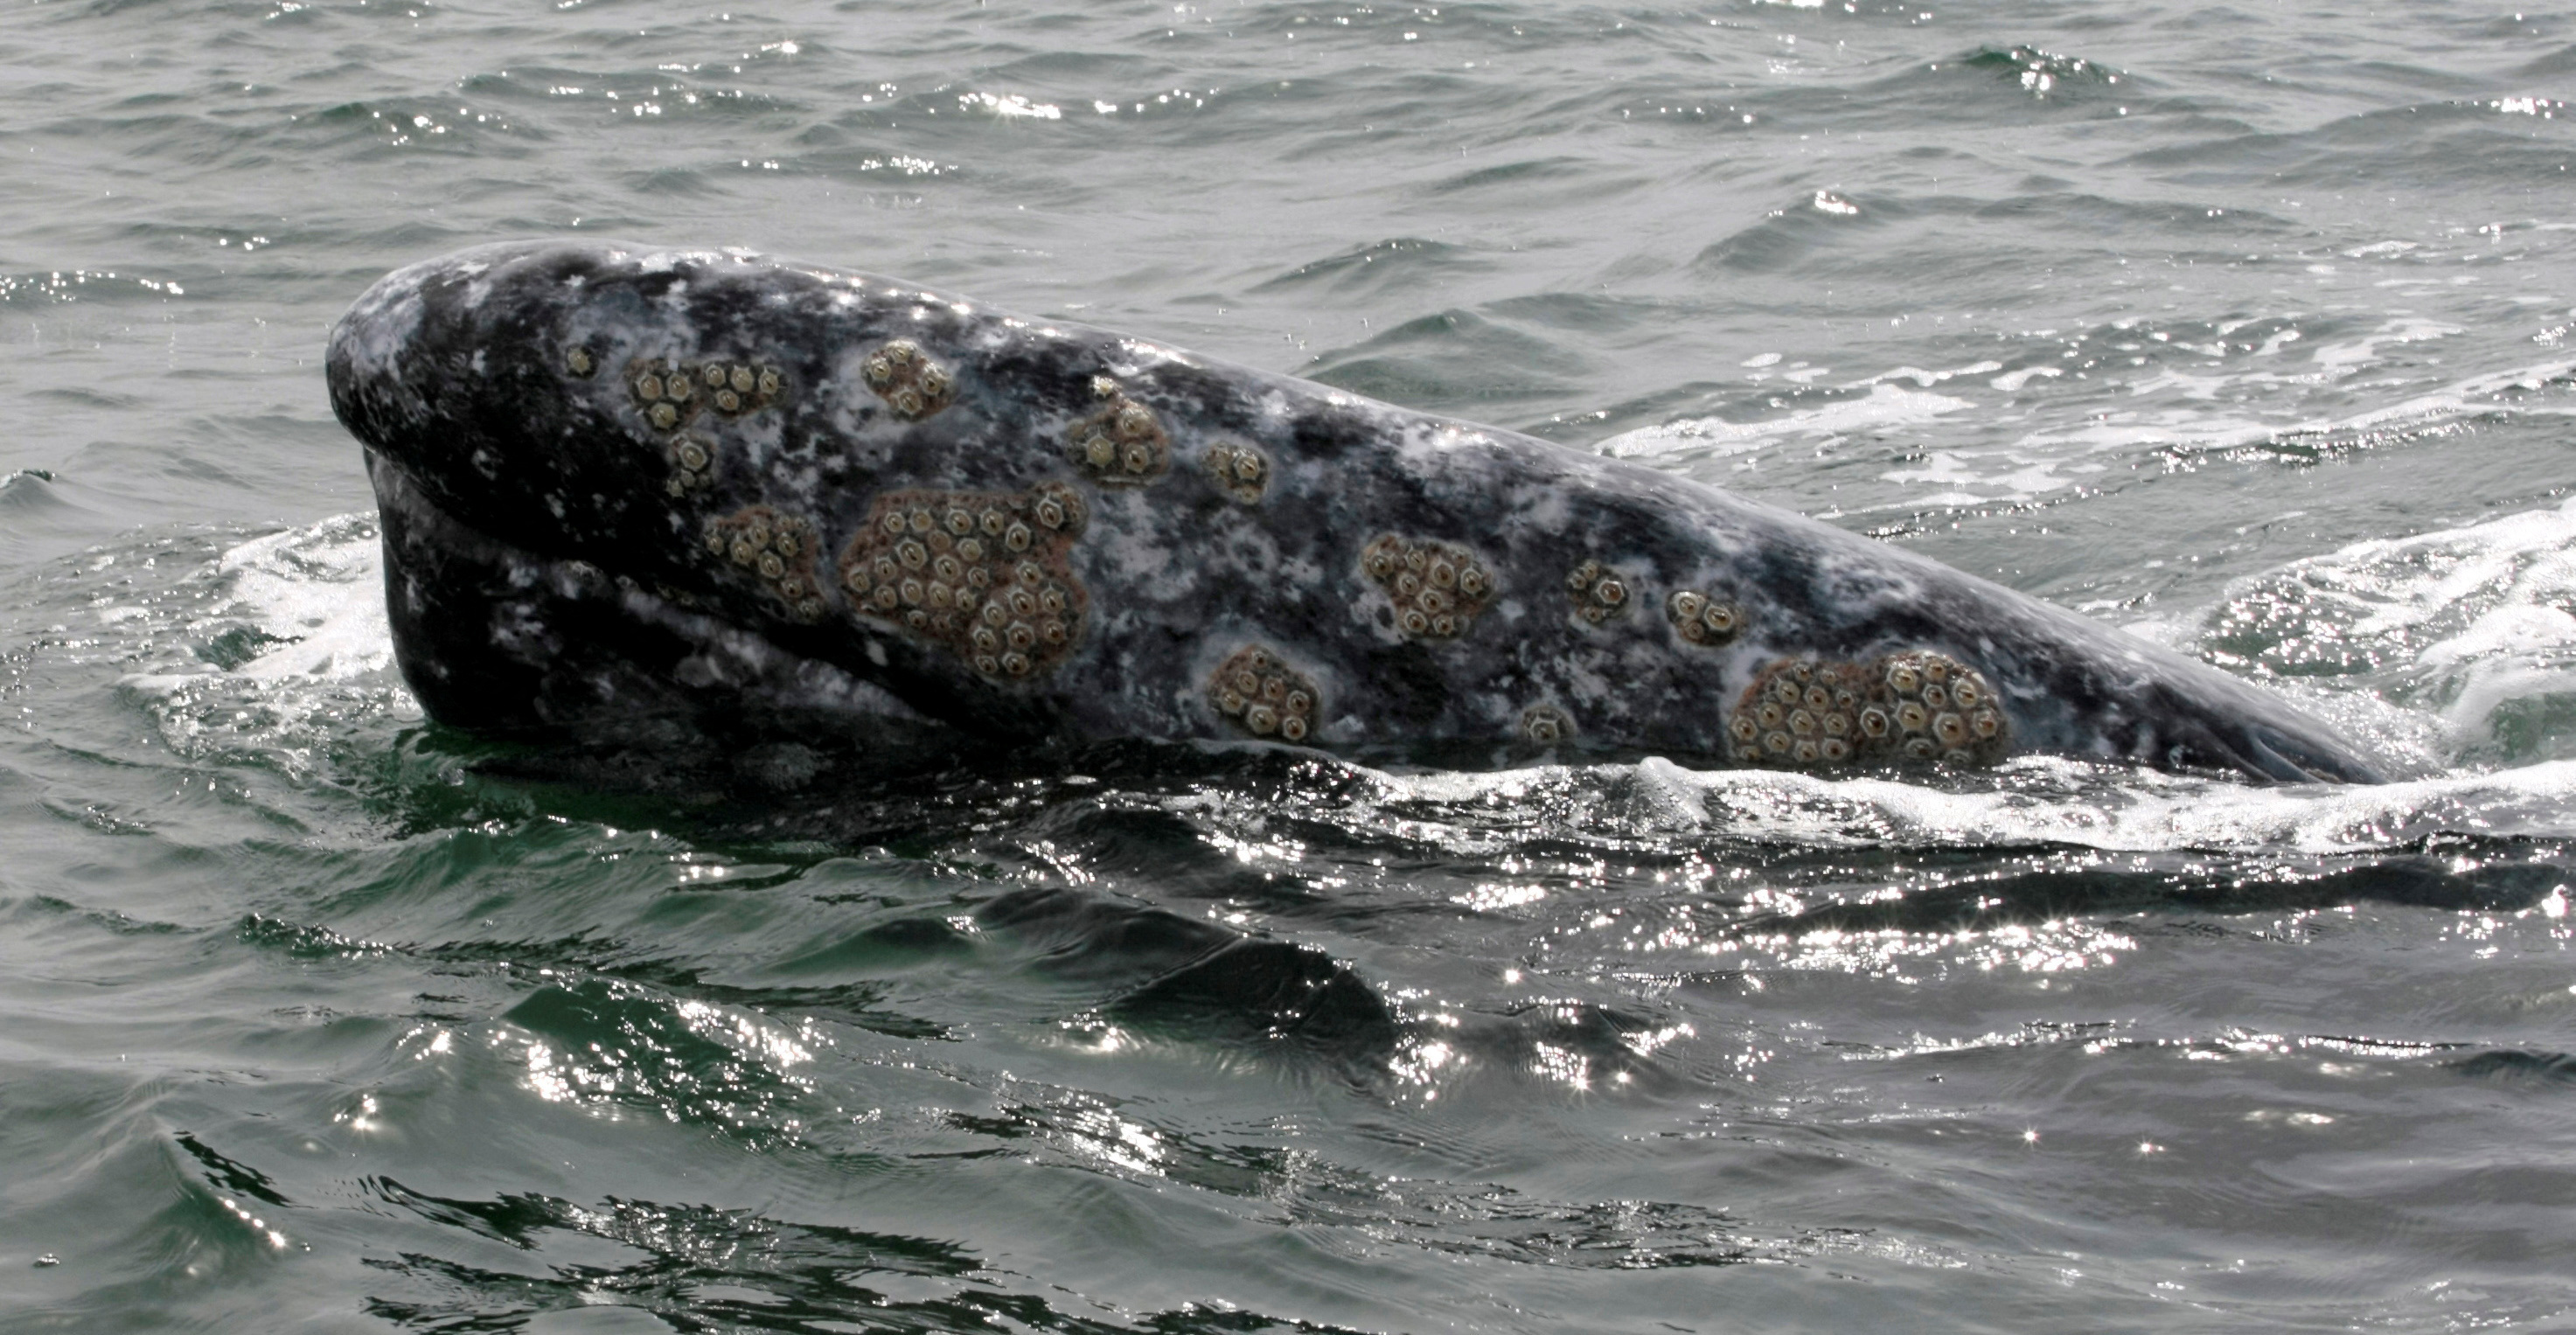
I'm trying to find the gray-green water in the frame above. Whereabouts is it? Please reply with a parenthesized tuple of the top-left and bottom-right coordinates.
(8, 1, 2576, 1330)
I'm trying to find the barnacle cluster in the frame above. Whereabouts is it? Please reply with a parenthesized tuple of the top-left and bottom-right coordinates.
(1520, 704, 1576, 745)
(1361, 534, 1496, 640)
(1565, 560, 1631, 626)
(703, 506, 826, 622)
(1869, 650, 2009, 766)
(860, 339, 954, 420)
(1069, 376, 1171, 483)
(1667, 588, 1745, 647)
(836, 483, 1089, 681)
(665, 434, 717, 497)
(630, 356, 786, 433)
(563, 345, 596, 378)
(1724, 650, 2007, 769)
(1201, 441, 1269, 504)
(1208, 645, 1319, 742)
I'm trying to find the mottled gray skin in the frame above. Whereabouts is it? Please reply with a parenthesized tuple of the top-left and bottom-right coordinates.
(327, 240, 2380, 782)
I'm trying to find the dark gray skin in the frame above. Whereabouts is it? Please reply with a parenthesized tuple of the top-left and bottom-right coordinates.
(327, 240, 2382, 783)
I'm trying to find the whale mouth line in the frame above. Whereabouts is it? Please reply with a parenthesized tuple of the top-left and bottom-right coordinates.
(2243, 724, 2386, 786)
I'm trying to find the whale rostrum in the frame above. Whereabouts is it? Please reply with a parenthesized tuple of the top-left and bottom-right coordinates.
(325, 240, 2382, 783)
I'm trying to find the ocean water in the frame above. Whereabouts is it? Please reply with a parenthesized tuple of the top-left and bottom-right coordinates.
(7, 0, 2576, 1329)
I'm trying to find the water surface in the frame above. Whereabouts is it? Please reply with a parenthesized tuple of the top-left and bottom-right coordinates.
(6, 1, 2576, 1330)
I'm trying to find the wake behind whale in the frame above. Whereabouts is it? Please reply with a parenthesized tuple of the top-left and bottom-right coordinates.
(325, 240, 2379, 784)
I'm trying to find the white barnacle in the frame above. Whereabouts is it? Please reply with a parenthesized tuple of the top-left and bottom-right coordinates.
(1114, 402, 1156, 440)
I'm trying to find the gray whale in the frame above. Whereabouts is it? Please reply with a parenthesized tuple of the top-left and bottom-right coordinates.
(326, 240, 2380, 784)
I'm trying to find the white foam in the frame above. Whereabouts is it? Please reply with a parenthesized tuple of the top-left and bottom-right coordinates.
(1597, 381, 1974, 460)
(1376, 754, 2576, 853)
(210, 513, 393, 681)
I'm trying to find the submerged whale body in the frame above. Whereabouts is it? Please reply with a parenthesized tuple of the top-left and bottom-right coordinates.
(326, 240, 2380, 784)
